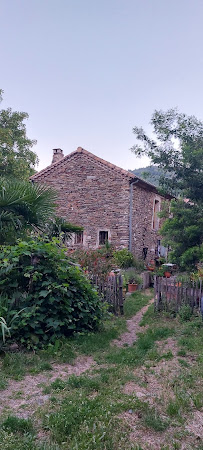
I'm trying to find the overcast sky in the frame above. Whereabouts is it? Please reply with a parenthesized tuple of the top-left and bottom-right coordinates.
(1, 0, 203, 172)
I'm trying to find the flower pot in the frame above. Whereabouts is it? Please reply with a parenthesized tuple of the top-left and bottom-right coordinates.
(128, 283, 138, 293)
(164, 271, 171, 278)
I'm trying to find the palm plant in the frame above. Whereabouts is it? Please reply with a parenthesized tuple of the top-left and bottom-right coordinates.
(0, 178, 57, 244)
(44, 216, 83, 243)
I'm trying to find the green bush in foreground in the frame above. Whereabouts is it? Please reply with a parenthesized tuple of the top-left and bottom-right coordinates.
(0, 238, 104, 348)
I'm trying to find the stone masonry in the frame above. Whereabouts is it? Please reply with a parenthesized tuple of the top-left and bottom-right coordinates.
(31, 147, 171, 262)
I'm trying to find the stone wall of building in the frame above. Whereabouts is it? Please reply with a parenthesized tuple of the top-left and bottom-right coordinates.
(32, 149, 168, 262)
(131, 183, 166, 261)
(33, 151, 130, 250)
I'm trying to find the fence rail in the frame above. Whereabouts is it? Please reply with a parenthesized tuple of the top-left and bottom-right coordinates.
(154, 276, 203, 313)
(90, 274, 124, 315)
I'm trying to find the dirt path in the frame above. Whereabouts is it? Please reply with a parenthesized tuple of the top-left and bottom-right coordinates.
(113, 298, 154, 347)
(0, 356, 95, 418)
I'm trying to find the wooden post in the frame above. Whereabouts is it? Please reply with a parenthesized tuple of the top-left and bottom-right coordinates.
(199, 278, 202, 312)
(154, 275, 157, 311)
(118, 274, 124, 315)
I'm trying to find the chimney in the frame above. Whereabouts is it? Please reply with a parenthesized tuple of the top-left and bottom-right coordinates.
(52, 148, 64, 164)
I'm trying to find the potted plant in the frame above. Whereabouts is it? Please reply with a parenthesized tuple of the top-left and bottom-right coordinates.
(123, 269, 142, 293)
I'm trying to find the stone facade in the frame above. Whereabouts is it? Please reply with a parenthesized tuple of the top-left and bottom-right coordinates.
(31, 147, 170, 262)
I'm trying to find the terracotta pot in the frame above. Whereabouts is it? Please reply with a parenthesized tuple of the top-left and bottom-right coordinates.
(164, 271, 171, 278)
(128, 283, 138, 293)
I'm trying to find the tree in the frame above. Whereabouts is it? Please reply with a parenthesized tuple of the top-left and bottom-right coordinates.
(0, 89, 38, 180)
(160, 200, 203, 270)
(131, 109, 203, 202)
(0, 178, 56, 244)
(132, 109, 203, 269)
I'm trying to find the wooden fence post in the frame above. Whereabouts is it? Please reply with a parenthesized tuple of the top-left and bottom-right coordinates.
(118, 274, 124, 315)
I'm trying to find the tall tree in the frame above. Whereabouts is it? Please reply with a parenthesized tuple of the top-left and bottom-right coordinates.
(0, 89, 38, 180)
(132, 109, 203, 269)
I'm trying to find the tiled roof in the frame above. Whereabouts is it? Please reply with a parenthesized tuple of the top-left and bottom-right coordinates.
(30, 147, 171, 197)
(30, 147, 135, 180)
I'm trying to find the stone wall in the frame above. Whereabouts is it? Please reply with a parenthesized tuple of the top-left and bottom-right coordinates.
(131, 183, 166, 261)
(32, 149, 167, 261)
(33, 151, 130, 250)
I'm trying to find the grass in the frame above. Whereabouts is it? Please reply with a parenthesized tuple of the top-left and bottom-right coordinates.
(1, 415, 34, 434)
(0, 289, 203, 449)
(1, 353, 53, 381)
(42, 372, 168, 448)
(123, 290, 151, 318)
(104, 326, 174, 367)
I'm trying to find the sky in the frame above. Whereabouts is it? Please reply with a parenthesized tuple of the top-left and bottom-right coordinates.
(1, 0, 203, 172)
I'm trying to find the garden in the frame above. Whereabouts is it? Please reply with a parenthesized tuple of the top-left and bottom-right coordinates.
(0, 92, 203, 449)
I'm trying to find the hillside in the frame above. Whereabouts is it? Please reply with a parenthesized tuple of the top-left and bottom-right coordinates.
(131, 165, 163, 186)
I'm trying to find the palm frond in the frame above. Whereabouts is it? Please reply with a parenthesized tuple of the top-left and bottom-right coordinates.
(0, 178, 57, 243)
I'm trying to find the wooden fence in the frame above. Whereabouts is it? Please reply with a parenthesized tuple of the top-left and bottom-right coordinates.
(154, 276, 203, 313)
(90, 274, 124, 315)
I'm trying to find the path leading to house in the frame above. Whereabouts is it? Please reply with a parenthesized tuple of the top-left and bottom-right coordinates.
(112, 297, 154, 347)
(1, 291, 203, 449)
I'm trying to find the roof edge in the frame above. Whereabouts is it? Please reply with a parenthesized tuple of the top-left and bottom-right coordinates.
(30, 147, 135, 181)
(30, 146, 172, 198)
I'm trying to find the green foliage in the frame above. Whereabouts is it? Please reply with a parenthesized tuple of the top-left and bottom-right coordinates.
(166, 400, 180, 417)
(105, 326, 173, 366)
(143, 407, 168, 431)
(2, 416, 33, 434)
(123, 291, 150, 318)
(122, 268, 142, 285)
(0, 90, 38, 180)
(0, 238, 104, 348)
(132, 164, 168, 187)
(44, 216, 83, 243)
(0, 316, 11, 343)
(161, 199, 203, 269)
(178, 305, 193, 322)
(71, 244, 114, 277)
(0, 430, 37, 450)
(132, 108, 203, 201)
(132, 109, 203, 269)
(0, 178, 56, 244)
(43, 386, 137, 448)
(113, 249, 135, 268)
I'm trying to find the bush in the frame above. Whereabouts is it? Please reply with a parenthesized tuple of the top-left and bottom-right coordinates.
(0, 238, 104, 348)
(178, 305, 193, 322)
(113, 249, 144, 271)
(70, 244, 114, 277)
(113, 249, 135, 268)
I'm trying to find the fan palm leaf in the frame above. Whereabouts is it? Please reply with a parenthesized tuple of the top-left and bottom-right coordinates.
(0, 178, 57, 243)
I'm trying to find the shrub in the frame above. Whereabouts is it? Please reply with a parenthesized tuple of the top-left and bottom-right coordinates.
(178, 305, 193, 322)
(0, 238, 104, 348)
(113, 249, 135, 268)
(70, 244, 114, 277)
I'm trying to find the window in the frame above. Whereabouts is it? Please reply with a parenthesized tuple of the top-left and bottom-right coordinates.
(153, 199, 160, 230)
(74, 231, 83, 244)
(99, 231, 108, 245)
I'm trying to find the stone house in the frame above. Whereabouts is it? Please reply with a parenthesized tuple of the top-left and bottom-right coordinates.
(31, 147, 171, 262)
